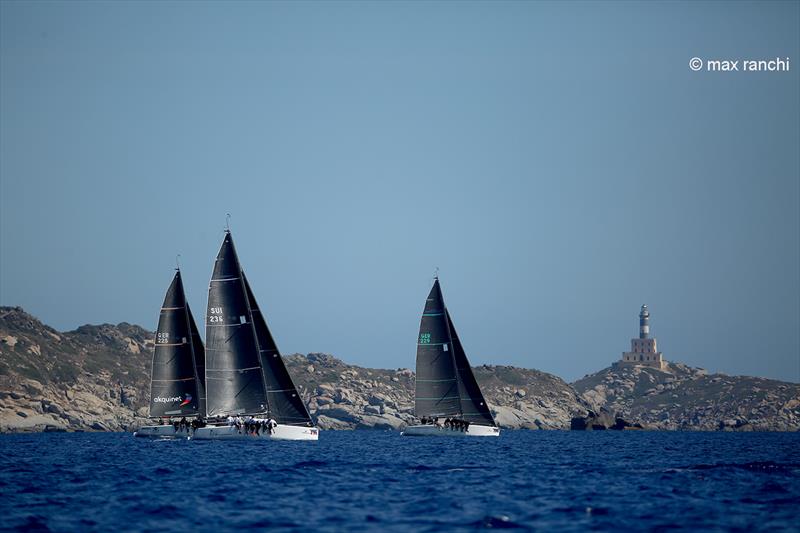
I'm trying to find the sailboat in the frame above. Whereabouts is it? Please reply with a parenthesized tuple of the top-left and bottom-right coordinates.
(401, 276, 500, 437)
(134, 269, 206, 438)
(191, 230, 318, 441)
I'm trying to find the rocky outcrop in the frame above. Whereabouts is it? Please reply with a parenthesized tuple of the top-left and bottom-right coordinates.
(572, 362, 800, 431)
(570, 409, 645, 431)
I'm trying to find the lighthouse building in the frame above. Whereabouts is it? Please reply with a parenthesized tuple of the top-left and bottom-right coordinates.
(620, 305, 665, 369)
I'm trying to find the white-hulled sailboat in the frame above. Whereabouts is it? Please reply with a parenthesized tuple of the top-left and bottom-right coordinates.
(134, 268, 206, 438)
(191, 230, 318, 441)
(401, 275, 500, 437)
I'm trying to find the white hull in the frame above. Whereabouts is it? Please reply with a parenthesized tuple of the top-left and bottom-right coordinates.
(133, 425, 192, 439)
(401, 424, 500, 437)
(191, 424, 319, 441)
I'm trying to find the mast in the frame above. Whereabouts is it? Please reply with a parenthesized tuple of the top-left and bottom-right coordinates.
(148, 269, 202, 418)
(414, 277, 462, 418)
(204, 231, 268, 417)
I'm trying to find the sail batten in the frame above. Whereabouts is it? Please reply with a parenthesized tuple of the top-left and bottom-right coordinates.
(148, 270, 205, 418)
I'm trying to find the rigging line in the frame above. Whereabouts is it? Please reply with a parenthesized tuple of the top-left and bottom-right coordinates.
(416, 396, 461, 400)
(206, 366, 262, 372)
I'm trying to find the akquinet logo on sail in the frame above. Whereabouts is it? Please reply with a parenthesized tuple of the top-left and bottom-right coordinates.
(153, 393, 192, 405)
(153, 396, 181, 403)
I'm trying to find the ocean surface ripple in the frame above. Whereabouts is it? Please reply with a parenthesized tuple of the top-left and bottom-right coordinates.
(1, 431, 799, 531)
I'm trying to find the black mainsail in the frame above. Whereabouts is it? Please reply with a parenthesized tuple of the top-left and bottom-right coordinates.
(205, 232, 268, 417)
(414, 278, 496, 426)
(149, 270, 205, 418)
(415, 279, 461, 418)
(205, 231, 311, 423)
(244, 273, 312, 425)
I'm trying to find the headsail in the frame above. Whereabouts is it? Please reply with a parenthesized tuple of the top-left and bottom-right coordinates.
(414, 279, 461, 418)
(187, 305, 206, 415)
(244, 273, 312, 425)
(204, 232, 268, 417)
(447, 309, 496, 426)
(149, 270, 204, 418)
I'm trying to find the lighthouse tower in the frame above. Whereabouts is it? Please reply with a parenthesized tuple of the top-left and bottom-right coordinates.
(639, 305, 650, 339)
(620, 305, 665, 369)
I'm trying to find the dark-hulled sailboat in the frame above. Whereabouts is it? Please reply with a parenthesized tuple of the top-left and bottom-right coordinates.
(402, 276, 499, 437)
(134, 269, 206, 438)
(192, 230, 318, 440)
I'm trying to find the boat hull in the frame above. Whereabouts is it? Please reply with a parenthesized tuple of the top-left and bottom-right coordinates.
(133, 425, 192, 439)
(401, 424, 500, 437)
(191, 424, 319, 441)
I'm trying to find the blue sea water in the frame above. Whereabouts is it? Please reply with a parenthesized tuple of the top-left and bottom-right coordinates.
(1, 431, 799, 532)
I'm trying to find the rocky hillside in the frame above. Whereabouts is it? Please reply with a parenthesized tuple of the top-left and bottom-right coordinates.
(572, 362, 800, 431)
(0, 307, 153, 432)
(0, 307, 586, 432)
(285, 353, 588, 430)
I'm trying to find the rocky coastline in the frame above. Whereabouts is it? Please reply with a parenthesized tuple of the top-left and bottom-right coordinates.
(1, 307, 798, 433)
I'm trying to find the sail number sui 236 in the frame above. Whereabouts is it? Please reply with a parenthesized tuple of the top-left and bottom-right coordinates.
(209, 307, 224, 323)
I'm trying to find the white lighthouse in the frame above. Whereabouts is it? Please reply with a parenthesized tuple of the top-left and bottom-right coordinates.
(620, 305, 665, 369)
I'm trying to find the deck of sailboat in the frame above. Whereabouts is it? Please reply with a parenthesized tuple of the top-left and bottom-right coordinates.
(401, 424, 500, 437)
(191, 424, 318, 441)
(133, 424, 192, 439)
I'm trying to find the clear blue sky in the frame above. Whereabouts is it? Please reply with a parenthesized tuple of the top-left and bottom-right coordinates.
(1, 1, 798, 382)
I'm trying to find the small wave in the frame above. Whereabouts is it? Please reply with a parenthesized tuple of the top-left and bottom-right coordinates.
(12, 514, 51, 532)
(468, 515, 525, 529)
(292, 460, 328, 468)
(407, 464, 486, 472)
(245, 519, 300, 528)
(684, 462, 800, 473)
(553, 506, 610, 516)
